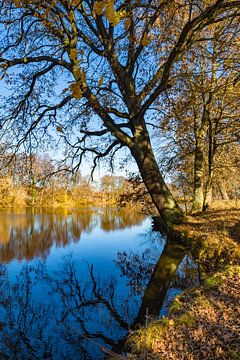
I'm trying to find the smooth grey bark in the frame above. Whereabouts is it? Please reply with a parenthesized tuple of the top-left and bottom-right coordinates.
(203, 47, 218, 211)
(192, 139, 205, 213)
(204, 175, 213, 209)
(191, 115, 209, 214)
(203, 118, 216, 210)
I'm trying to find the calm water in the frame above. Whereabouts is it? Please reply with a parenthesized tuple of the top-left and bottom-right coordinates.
(0, 208, 198, 359)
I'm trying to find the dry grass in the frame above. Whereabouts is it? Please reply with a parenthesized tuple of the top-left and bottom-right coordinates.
(209, 199, 240, 211)
(176, 203, 240, 271)
(127, 202, 240, 359)
(127, 266, 240, 359)
(183, 205, 240, 242)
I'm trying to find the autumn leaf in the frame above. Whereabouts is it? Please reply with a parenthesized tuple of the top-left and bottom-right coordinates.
(56, 125, 64, 133)
(141, 33, 151, 46)
(98, 75, 104, 86)
(70, 82, 82, 99)
(13, 0, 22, 7)
(72, 0, 81, 7)
(93, 1, 105, 16)
(105, 0, 120, 26)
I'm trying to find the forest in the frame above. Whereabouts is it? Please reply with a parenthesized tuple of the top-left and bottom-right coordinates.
(0, 0, 239, 225)
(0, 153, 140, 207)
(0, 1, 239, 359)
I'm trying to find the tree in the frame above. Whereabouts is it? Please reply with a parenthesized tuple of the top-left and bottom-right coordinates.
(0, 0, 239, 227)
(156, 22, 240, 213)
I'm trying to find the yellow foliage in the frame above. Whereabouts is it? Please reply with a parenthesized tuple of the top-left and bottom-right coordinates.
(118, 10, 128, 20)
(141, 33, 151, 46)
(93, 1, 105, 16)
(70, 82, 82, 99)
(13, 0, 22, 7)
(98, 75, 104, 86)
(93, 0, 120, 26)
(105, 0, 120, 26)
(56, 126, 64, 133)
(72, 0, 81, 7)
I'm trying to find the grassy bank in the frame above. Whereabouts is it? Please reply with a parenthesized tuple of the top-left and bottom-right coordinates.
(178, 204, 240, 272)
(126, 203, 240, 359)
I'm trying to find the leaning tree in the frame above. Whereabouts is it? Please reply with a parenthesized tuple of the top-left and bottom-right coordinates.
(0, 0, 239, 227)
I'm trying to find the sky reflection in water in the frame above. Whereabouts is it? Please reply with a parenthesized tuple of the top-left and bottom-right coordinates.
(0, 208, 198, 359)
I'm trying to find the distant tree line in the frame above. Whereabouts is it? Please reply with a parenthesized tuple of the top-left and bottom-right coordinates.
(0, 1, 239, 227)
(0, 153, 142, 207)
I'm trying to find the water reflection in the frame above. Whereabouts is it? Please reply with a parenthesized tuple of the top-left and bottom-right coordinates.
(0, 208, 198, 359)
(0, 208, 145, 263)
(0, 253, 198, 358)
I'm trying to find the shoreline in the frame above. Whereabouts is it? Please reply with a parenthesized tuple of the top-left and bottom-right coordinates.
(127, 204, 240, 359)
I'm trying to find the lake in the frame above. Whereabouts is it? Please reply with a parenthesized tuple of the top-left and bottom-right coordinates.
(0, 207, 198, 359)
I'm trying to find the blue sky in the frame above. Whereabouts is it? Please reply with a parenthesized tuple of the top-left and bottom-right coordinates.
(0, 79, 138, 181)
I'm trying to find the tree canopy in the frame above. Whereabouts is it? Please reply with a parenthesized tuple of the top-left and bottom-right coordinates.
(0, 0, 239, 227)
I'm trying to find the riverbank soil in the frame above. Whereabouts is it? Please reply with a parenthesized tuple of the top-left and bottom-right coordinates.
(127, 204, 240, 359)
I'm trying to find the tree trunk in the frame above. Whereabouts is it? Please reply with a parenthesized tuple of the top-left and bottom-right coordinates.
(203, 121, 215, 211)
(192, 139, 205, 213)
(130, 131, 184, 228)
(218, 180, 229, 201)
(204, 174, 213, 210)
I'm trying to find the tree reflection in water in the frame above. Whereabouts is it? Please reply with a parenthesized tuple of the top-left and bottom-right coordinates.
(0, 265, 55, 359)
(0, 209, 198, 359)
(0, 208, 145, 263)
(0, 251, 198, 358)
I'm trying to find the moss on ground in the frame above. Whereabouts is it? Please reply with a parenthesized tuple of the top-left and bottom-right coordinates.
(127, 266, 240, 359)
(126, 207, 240, 359)
(204, 265, 240, 289)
